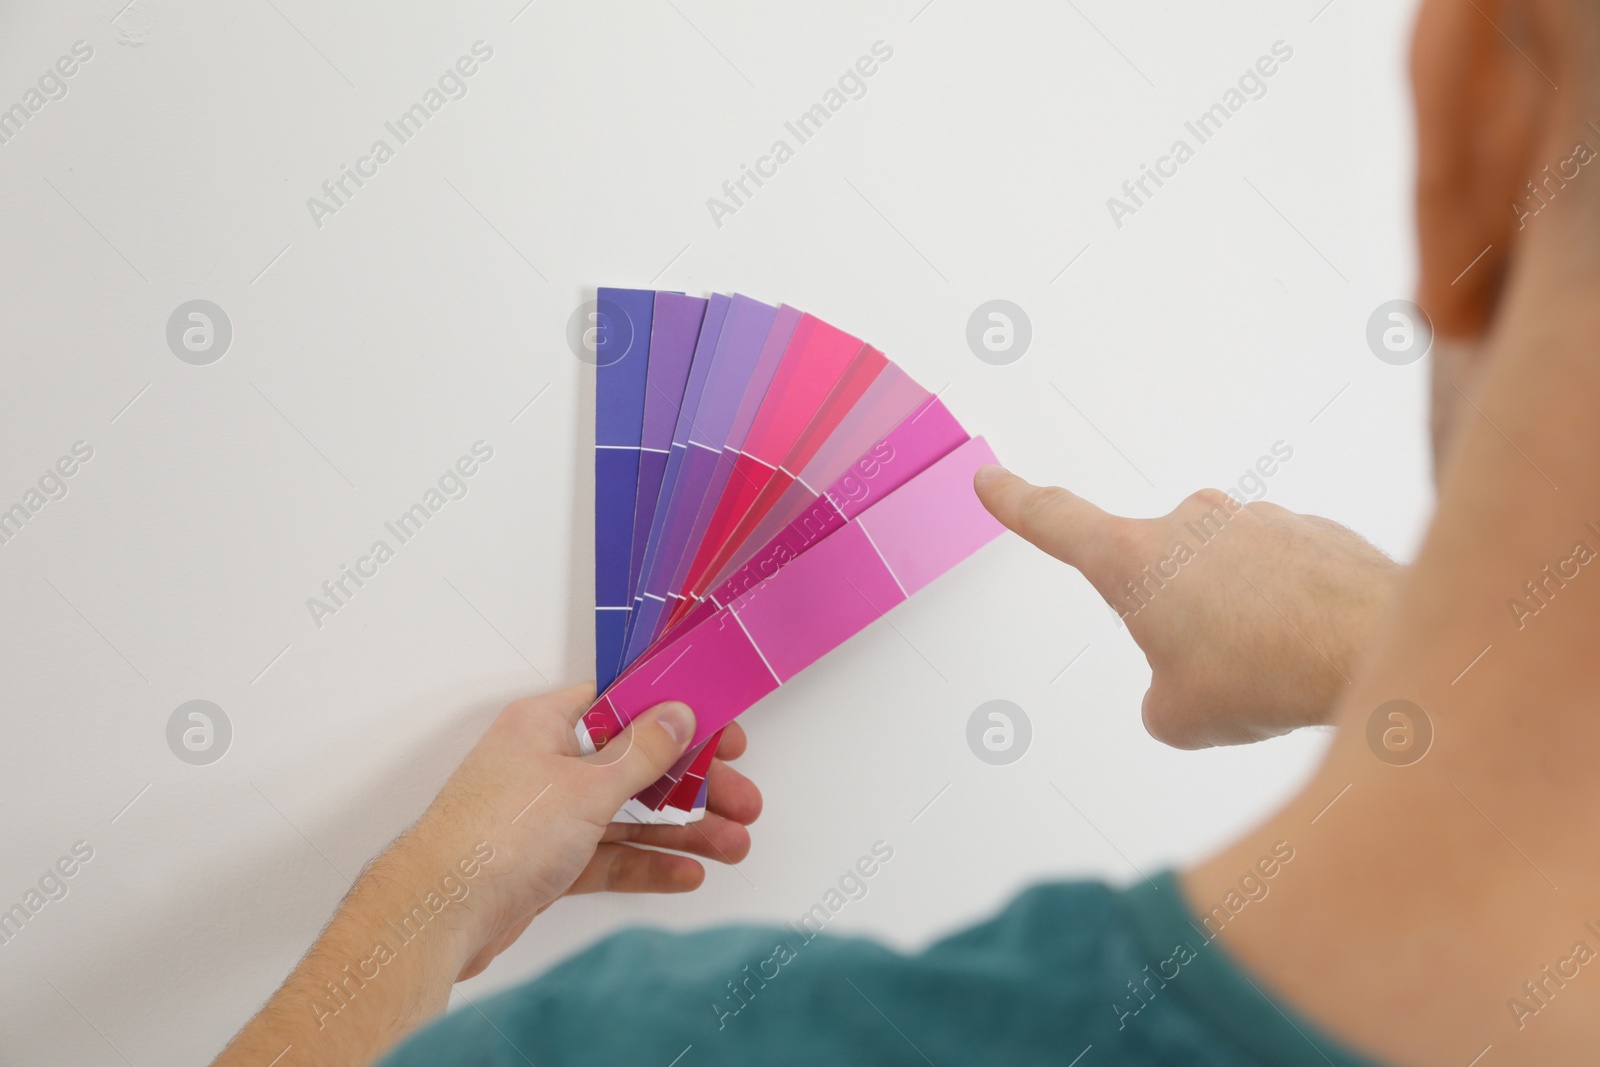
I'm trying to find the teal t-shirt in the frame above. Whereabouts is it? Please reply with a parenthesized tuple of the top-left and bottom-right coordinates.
(381, 871, 1385, 1067)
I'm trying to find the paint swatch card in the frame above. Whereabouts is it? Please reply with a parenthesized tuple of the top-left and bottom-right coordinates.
(588, 289, 1001, 823)
(593, 288, 654, 690)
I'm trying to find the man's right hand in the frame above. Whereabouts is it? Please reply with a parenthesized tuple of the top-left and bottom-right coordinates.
(974, 466, 1399, 748)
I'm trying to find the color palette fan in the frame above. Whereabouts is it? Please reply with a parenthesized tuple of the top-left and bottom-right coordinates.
(584, 288, 1003, 824)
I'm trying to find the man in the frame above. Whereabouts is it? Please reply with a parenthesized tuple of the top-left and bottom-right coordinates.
(215, 0, 1600, 1062)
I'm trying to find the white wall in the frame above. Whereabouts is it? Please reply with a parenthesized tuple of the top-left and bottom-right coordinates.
(0, 1, 1431, 1063)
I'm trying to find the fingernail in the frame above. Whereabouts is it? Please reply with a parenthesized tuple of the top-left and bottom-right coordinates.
(974, 464, 1008, 486)
(657, 703, 695, 748)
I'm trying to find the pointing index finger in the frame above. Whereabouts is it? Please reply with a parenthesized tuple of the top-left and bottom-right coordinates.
(973, 465, 1138, 595)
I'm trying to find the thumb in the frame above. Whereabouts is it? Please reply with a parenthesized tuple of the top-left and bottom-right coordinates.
(586, 701, 696, 799)
(973, 464, 1132, 587)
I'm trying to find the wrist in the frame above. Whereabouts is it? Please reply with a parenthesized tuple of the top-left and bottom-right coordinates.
(211, 818, 509, 1065)
(358, 825, 501, 979)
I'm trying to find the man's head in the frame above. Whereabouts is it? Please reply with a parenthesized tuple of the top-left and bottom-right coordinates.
(1410, 0, 1600, 464)
(1413, 0, 1600, 334)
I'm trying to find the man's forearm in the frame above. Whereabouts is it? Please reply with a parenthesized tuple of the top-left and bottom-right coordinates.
(208, 691, 749, 1067)
(215, 834, 484, 1067)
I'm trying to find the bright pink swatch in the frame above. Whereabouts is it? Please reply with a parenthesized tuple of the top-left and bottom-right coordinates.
(584, 436, 1004, 751)
(681, 345, 889, 610)
(673, 315, 867, 614)
(708, 395, 969, 607)
(704, 364, 929, 589)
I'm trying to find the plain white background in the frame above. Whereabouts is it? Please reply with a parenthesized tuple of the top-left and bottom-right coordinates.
(0, 1, 1432, 1063)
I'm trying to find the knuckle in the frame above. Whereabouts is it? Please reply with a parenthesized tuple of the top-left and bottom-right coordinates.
(1183, 487, 1234, 514)
(1169, 488, 1240, 535)
(1140, 688, 1204, 750)
(502, 696, 539, 719)
(596, 845, 624, 889)
(1017, 484, 1070, 533)
(622, 722, 671, 773)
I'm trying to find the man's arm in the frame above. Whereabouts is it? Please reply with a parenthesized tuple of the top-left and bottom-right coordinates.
(216, 836, 477, 1065)
(974, 470, 1399, 747)
(213, 687, 760, 1066)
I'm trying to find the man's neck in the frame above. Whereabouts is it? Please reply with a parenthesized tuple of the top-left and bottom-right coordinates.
(1187, 294, 1600, 1066)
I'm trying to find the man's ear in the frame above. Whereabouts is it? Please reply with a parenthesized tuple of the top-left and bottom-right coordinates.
(1411, 0, 1564, 339)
